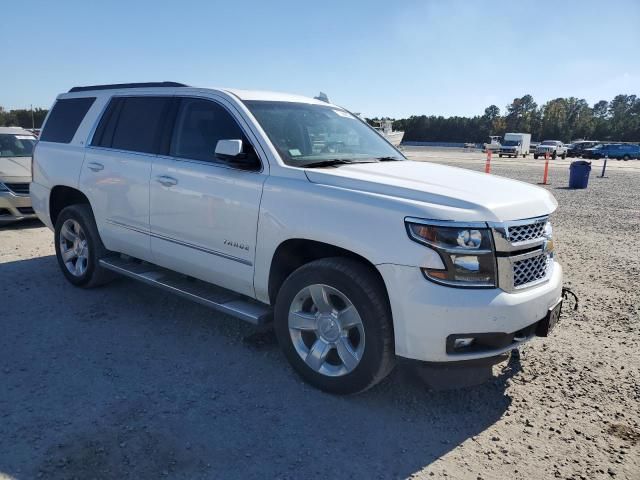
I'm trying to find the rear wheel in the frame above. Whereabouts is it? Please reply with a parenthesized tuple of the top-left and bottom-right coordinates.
(498, 154, 502, 158)
(552, 153, 558, 159)
(561, 153, 567, 159)
(274, 258, 395, 394)
(534, 154, 539, 159)
(623, 154, 630, 161)
(54, 204, 113, 288)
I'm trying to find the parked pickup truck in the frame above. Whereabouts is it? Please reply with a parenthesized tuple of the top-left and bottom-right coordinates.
(32, 82, 563, 394)
(534, 140, 567, 159)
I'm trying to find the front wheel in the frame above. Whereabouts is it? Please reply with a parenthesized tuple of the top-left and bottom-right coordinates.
(534, 154, 539, 159)
(54, 204, 113, 288)
(498, 154, 503, 158)
(623, 154, 630, 161)
(561, 153, 567, 159)
(552, 153, 558, 159)
(274, 258, 395, 394)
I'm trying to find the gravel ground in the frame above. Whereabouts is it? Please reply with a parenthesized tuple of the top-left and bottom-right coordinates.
(1, 148, 638, 479)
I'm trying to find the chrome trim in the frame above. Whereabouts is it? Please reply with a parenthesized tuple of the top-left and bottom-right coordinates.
(405, 217, 487, 229)
(105, 219, 253, 266)
(488, 215, 548, 252)
(496, 249, 554, 292)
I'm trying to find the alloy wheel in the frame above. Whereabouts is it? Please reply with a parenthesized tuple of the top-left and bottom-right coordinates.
(59, 219, 89, 277)
(288, 284, 365, 377)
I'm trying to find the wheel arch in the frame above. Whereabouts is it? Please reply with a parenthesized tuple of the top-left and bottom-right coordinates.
(267, 238, 389, 308)
(49, 185, 91, 226)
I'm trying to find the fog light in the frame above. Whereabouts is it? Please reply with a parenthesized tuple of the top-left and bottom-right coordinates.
(454, 337, 474, 349)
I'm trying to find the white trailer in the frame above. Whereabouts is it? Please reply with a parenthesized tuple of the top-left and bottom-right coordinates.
(499, 133, 531, 158)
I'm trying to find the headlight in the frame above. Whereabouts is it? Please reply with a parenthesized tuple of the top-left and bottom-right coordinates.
(0, 182, 9, 192)
(405, 220, 496, 288)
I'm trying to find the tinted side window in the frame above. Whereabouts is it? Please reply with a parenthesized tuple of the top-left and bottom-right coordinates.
(170, 98, 257, 166)
(91, 98, 123, 148)
(40, 97, 96, 143)
(108, 97, 171, 154)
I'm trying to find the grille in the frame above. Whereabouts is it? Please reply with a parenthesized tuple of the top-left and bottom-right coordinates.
(17, 207, 35, 215)
(5, 183, 30, 195)
(507, 222, 545, 243)
(513, 254, 549, 287)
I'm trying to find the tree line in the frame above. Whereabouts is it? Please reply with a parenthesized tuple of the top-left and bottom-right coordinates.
(0, 106, 48, 130)
(3, 94, 639, 144)
(370, 94, 640, 144)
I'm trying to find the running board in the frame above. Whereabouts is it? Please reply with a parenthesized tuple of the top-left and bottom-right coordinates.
(99, 256, 272, 325)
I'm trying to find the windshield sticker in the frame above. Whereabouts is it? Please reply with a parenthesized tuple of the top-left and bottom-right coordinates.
(289, 149, 302, 156)
(15, 135, 35, 140)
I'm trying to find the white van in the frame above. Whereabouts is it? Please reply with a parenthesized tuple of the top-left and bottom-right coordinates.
(499, 133, 532, 158)
(32, 83, 563, 394)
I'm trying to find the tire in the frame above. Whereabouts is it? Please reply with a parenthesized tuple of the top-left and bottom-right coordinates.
(54, 204, 114, 288)
(274, 257, 395, 395)
(623, 155, 630, 161)
(534, 154, 539, 159)
(552, 153, 557, 160)
(561, 153, 567, 159)
(522, 154, 527, 158)
(498, 154, 502, 158)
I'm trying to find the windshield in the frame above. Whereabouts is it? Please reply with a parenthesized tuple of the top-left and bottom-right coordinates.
(503, 140, 520, 146)
(541, 141, 558, 145)
(244, 101, 404, 167)
(0, 134, 36, 157)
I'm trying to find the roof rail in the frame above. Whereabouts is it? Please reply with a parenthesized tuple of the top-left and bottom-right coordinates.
(68, 82, 188, 93)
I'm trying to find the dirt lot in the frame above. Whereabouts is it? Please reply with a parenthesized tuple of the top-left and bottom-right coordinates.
(1, 148, 638, 479)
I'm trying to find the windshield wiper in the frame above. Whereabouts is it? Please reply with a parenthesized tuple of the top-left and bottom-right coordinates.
(302, 159, 377, 168)
(374, 156, 402, 161)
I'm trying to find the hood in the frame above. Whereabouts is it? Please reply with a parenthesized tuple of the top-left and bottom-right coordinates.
(305, 160, 557, 222)
(0, 156, 31, 181)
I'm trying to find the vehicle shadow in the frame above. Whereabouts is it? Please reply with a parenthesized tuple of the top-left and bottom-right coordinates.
(0, 255, 519, 479)
(0, 218, 43, 230)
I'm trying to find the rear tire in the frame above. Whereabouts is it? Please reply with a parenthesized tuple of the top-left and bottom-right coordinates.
(623, 154, 630, 161)
(534, 154, 539, 159)
(552, 153, 558, 159)
(498, 154, 502, 158)
(54, 204, 114, 288)
(561, 153, 566, 159)
(274, 257, 395, 394)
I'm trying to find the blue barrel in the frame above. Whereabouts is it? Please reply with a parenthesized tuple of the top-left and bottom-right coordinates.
(569, 161, 592, 189)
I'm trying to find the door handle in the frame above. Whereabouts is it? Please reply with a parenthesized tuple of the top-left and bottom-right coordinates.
(155, 175, 178, 187)
(87, 162, 104, 172)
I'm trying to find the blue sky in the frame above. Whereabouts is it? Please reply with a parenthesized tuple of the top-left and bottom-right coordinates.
(3, 0, 639, 118)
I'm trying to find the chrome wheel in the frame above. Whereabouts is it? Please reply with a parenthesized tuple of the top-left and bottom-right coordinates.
(288, 284, 365, 377)
(59, 219, 89, 277)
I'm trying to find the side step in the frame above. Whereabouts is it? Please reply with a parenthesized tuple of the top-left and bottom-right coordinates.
(99, 256, 272, 325)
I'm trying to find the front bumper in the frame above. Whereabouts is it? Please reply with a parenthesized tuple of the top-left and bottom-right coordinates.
(0, 191, 37, 223)
(377, 261, 563, 362)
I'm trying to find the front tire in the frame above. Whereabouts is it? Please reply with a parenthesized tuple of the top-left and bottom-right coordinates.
(54, 204, 113, 288)
(274, 258, 395, 394)
(534, 154, 539, 159)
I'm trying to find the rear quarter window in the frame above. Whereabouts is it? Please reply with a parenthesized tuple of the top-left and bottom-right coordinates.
(40, 97, 96, 143)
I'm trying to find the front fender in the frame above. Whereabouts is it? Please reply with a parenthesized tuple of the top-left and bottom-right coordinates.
(252, 176, 444, 303)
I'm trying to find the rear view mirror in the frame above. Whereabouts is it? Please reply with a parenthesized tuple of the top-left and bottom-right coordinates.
(215, 139, 245, 160)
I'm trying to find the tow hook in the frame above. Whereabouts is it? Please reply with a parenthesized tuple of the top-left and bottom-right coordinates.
(562, 287, 579, 311)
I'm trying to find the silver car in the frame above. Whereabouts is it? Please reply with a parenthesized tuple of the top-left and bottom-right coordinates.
(0, 127, 38, 223)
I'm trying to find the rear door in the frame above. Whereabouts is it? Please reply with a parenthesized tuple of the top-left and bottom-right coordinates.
(80, 96, 172, 261)
(149, 96, 267, 297)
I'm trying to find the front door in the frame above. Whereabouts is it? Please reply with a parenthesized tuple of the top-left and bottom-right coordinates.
(149, 97, 266, 297)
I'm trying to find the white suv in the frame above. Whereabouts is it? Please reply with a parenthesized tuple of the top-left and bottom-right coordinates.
(32, 82, 563, 394)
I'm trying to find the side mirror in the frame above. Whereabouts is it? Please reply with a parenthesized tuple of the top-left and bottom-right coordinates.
(215, 139, 246, 160)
